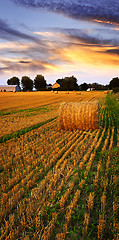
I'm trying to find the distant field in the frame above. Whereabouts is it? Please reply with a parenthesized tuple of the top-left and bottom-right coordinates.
(0, 91, 119, 240)
(0, 91, 105, 111)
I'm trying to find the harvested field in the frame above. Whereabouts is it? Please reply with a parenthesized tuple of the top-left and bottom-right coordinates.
(0, 91, 105, 111)
(0, 91, 119, 240)
(0, 91, 104, 137)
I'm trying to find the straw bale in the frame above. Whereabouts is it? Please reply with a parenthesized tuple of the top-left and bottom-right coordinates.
(59, 101, 100, 130)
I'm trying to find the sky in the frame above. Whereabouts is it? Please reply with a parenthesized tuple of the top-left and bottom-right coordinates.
(0, 0, 119, 86)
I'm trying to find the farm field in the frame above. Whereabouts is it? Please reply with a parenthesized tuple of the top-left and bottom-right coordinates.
(0, 91, 105, 138)
(0, 91, 119, 240)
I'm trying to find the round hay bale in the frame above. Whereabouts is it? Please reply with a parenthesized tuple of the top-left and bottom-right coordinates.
(59, 101, 100, 130)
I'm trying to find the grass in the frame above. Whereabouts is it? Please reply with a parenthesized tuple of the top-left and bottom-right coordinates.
(0, 106, 49, 117)
(105, 93, 119, 127)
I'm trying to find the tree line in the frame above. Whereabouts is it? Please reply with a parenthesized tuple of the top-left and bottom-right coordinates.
(7, 75, 46, 91)
(7, 75, 119, 91)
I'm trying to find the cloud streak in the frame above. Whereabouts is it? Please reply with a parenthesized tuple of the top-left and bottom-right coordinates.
(0, 18, 41, 43)
(59, 28, 119, 47)
(0, 57, 58, 75)
(12, 0, 119, 25)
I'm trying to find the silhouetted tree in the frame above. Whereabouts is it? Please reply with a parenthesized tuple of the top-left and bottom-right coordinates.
(21, 76, 33, 91)
(56, 76, 78, 90)
(79, 82, 88, 91)
(34, 75, 46, 90)
(7, 76, 20, 86)
(109, 77, 119, 89)
(88, 82, 108, 90)
(56, 78, 63, 87)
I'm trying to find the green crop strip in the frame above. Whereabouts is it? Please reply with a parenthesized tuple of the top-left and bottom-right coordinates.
(0, 106, 49, 117)
(100, 93, 119, 146)
(105, 93, 119, 128)
(0, 117, 57, 143)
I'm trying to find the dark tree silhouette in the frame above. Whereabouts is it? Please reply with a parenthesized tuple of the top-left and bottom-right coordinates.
(109, 77, 119, 89)
(7, 76, 20, 86)
(34, 75, 46, 90)
(56, 76, 78, 90)
(21, 76, 33, 91)
(79, 82, 88, 91)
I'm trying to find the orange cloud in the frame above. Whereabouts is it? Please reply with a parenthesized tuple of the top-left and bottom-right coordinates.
(93, 19, 119, 26)
(57, 43, 119, 69)
(114, 28, 119, 31)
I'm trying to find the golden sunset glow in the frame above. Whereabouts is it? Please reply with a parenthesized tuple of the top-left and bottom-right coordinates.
(57, 44, 119, 69)
(43, 63, 60, 71)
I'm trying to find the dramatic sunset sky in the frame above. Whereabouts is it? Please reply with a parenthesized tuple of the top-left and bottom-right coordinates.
(0, 0, 119, 85)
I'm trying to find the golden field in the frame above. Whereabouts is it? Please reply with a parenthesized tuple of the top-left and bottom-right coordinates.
(0, 91, 105, 111)
(0, 91, 118, 240)
(0, 91, 105, 137)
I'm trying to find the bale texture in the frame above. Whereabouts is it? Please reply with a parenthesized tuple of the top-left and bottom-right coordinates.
(59, 101, 100, 130)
